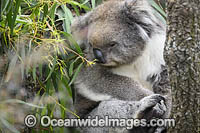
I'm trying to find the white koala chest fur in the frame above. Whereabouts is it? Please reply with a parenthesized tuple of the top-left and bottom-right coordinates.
(112, 34, 166, 90)
(75, 82, 112, 102)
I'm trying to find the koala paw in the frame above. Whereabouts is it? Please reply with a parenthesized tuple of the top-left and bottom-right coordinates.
(135, 94, 167, 120)
(129, 94, 167, 133)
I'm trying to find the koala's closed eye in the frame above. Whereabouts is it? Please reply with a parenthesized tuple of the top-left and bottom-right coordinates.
(109, 42, 117, 47)
(106, 42, 118, 48)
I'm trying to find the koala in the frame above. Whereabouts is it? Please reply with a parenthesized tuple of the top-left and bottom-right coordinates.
(70, 0, 171, 132)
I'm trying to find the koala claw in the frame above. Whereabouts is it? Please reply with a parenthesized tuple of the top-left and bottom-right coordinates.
(135, 94, 167, 119)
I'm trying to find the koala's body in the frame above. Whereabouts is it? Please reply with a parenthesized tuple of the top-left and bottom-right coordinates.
(71, 0, 171, 132)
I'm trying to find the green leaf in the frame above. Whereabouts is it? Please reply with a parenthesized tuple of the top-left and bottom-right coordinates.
(41, 103, 47, 116)
(67, 1, 82, 8)
(149, 0, 166, 19)
(46, 78, 52, 94)
(0, 0, 10, 15)
(67, 1, 91, 11)
(42, 3, 48, 22)
(91, 0, 96, 9)
(69, 62, 83, 86)
(49, 2, 58, 21)
(39, 63, 43, 78)
(1, 99, 44, 108)
(61, 32, 83, 56)
(51, 72, 58, 93)
(60, 5, 73, 33)
(6, 6, 12, 29)
(69, 60, 75, 77)
(82, 0, 90, 5)
(11, 0, 22, 35)
(72, 5, 80, 16)
(61, 76, 72, 97)
(65, 34, 82, 54)
(45, 56, 57, 82)
(62, 68, 70, 80)
(16, 18, 32, 24)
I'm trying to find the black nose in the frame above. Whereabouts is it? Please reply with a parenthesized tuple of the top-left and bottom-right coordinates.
(93, 48, 106, 64)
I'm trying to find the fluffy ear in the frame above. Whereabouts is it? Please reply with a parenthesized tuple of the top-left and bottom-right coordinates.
(71, 12, 93, 47)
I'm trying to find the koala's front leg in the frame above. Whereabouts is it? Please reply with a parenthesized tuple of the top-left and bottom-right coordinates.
(134, 94, 166, 120)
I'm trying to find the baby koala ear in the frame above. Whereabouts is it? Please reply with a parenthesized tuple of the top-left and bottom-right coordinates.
(71, 12, 93, 46)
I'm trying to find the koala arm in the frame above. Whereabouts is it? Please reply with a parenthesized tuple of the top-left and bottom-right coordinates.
(75, 65, 154, 102)
(74, 65, 171, 117)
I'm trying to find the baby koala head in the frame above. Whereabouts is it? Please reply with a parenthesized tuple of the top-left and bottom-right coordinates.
(71, 0, 165, 67)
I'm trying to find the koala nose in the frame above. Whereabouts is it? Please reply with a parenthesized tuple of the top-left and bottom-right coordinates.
(93, 48, 106, 64)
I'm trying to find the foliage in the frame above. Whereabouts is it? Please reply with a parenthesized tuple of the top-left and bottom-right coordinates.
(0, 0, 165, 132)
(0, 0, 100, 132)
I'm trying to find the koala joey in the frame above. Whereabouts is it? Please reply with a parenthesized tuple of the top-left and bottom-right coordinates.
(71, 0, 171, 132)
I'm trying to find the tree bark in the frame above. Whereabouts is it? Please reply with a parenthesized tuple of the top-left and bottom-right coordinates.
(166, 0, 200, 133)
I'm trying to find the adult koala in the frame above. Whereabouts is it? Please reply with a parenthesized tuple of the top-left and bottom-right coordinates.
(70, 0, 171, 132)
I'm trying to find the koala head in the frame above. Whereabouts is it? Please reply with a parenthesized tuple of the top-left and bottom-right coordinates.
(71, 0, 165, 67)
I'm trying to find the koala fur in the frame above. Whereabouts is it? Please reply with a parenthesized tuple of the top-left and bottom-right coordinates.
(70, 0, 171, 132)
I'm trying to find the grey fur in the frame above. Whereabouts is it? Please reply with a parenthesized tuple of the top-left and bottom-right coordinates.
(70, 0, 171, 132)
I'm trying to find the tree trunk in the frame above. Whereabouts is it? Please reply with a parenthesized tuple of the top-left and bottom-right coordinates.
(166, 0, 200, 133)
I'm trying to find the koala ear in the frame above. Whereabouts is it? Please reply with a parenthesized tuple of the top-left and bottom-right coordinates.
(71, 12, 93, 46)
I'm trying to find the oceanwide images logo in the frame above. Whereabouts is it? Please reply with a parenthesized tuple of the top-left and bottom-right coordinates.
(24, 115, 175, 129)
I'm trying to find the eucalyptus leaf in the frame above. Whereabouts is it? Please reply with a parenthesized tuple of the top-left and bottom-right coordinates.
(69, 62, 83, 86)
